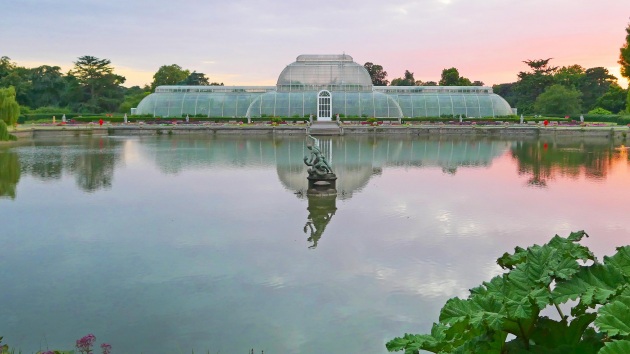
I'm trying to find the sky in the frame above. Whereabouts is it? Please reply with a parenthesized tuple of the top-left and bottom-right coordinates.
(2, 0, 629, 88)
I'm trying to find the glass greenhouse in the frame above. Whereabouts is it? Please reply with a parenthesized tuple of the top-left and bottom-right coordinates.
(135, 54, 514, 120)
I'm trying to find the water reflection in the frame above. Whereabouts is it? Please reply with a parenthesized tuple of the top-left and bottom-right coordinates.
(16, 137, 123, 192)
(510, 138, 629, 187)
(303, 194, 337, 249)
(0, 150, 20, 199)
(5, 135, 630, 198)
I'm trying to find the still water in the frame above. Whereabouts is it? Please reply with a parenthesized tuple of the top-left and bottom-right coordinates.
(1, 135, 629, 354)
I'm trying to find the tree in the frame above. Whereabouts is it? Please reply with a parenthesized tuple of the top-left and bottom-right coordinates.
(150, 64, 190, 91)
(119, 85, 151, 113)
(514, 58, 558, 113)
(363, 62, 389, 86)
(534, 84, 582, 115)
(390, 70, 416, 86)
(0, 65, 32, 106)
(554, 64, 585, 89)
(596, 83, 627, 113)
(179, 71, 210, 86)
(619, 21, 630, 79)
(0, 56, 15, 81)
(27, 65, 67, 108)
(579, 67, 617, 111)
(71, 55, 126, 112)
(0, 86, 20, 127)
(619, 21, 630, 112)
(439, 67, 472, 86)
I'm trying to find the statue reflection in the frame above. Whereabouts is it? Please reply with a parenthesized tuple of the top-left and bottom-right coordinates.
(303, 194, 337, 249)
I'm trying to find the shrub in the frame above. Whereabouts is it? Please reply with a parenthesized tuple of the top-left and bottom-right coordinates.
(387, 231, 630, 354)
(588, 107, 613, 115)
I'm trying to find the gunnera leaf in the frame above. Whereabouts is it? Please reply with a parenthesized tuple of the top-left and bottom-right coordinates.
(598, 340, 630, 354)
(604, 246, 630, 277)
(594, 296, 630, 337)
(552, 263, 626, 306)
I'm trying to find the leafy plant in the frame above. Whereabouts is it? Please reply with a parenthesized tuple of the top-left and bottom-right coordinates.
(588, 107, 613, 115)
(387, 231, 630, 353)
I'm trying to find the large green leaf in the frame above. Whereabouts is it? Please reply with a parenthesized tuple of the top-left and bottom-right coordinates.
(439, 295, 505, 330)
(552, 263, 627, 306)
(595, 296, 630, 337)
(604, 246, 630, 277)
(497, 246, 528, 270)
(386, 323, 450, 353)
(529, 314, 597, 348)
(598, 340, 630, 354)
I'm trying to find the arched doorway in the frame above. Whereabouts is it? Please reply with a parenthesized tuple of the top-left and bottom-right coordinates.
(317, 90, 332, 121)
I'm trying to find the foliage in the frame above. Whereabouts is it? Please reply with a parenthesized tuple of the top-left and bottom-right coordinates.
(0, 86, 20, 126)
(588, 107, 613, 115)
(391, 70, 417, 86)
(619, 21, 630, 80)
(387, 231, 630, 354)
(364, 62, 389, 86)
(70, 56, 126, 113)
(580, 67, 618, 111)
(439, 67, 473, 86)
(0, 149, 20, 198)
(534, 84, 582, 115)
(513, 58, 558, 114)
(151, 64, 190, 91)
(179, 71, 210, 86)
(554, 64, 585, 89)
(118, 85, 151, 113)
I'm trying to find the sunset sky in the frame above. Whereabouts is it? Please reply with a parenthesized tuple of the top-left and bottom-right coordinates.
(3, 0, 629, 88)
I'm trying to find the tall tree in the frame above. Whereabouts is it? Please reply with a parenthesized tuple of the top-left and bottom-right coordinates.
(71, 55, 126, 112)
(390, 70, 416, 86)
(534, 84, 582, 115)
(579, 67, 617, 111)
(514, 58, 558, 113)
(27, 65, 67, 108)
(0, 56, 15, 81)
(151, 64, 190, 91)
(179, 71, 210, 86)
(554, 64, 585, 89)
(0, 65, 32, 106)
(0, 86, 20, 127)
(619, 21, 630, 112)
(439, 67, 472, 86)
(619, 21, 630, 79)
(363, 62, 389, 86)
(596, 83, 627, 113)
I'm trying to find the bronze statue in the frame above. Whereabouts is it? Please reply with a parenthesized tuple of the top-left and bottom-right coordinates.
(303, 144, 333, 177)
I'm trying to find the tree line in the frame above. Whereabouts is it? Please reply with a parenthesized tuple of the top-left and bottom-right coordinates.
(365, 22, 630, 115)
(1, 22, 629, 117)
(0, 56, 221, 115)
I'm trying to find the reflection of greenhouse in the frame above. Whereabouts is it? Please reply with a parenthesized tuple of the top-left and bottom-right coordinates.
(135, 54, 514, 119)
(143, 136, 511, 198)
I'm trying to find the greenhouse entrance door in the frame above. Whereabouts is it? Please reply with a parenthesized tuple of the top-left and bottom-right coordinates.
(317, 90, 332, 121)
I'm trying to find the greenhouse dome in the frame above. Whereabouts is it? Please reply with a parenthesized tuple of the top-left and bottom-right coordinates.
(134, 54, 514, 120)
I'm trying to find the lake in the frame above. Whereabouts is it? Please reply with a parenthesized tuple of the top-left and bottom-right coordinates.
(1, 134, 629, 354)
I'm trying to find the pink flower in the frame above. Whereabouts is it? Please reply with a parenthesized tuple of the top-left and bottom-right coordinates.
(101, 343, 112, 354)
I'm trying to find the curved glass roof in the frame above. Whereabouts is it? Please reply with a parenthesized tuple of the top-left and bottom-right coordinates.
(134, 54, 515, 119)
(246, 91, 403, 118)
(136, 90, 263, 118)
(375, 87, 513, 118)
(276, 54, 373, 92)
